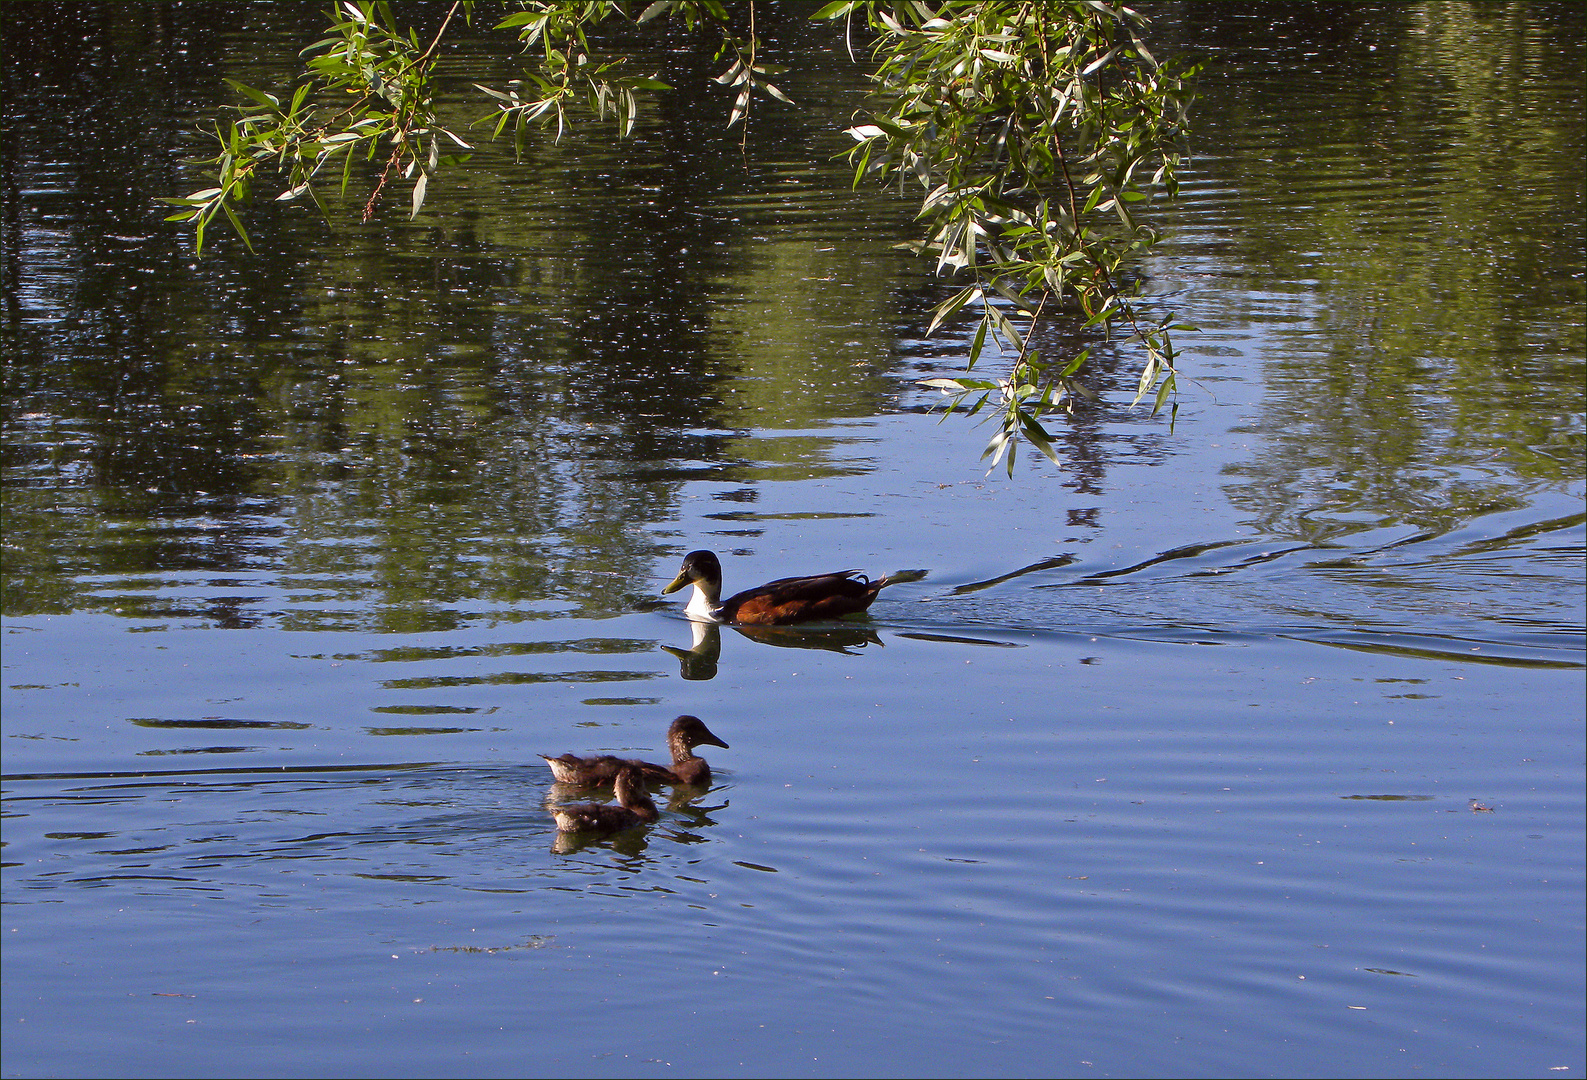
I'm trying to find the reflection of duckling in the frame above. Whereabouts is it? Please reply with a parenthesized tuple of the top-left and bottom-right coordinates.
(662, 549, 894, 625)
(539, 715, 729, 787)
(549, 766, 660, 833)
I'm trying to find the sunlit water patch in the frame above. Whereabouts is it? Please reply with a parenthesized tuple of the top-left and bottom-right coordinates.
(5, 623, 1581, 1076)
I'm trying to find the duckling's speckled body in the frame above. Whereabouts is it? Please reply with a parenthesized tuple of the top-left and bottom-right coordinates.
(540, 715, 729, 787)
(549, 765, 660, 833)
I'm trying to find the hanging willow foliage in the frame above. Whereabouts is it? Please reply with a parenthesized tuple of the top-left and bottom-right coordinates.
(164, 1, 1199, 472)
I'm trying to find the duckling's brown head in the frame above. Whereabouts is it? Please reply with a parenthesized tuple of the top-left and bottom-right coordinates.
(669, 714, 729, 752)
(613, 765, 660, 820)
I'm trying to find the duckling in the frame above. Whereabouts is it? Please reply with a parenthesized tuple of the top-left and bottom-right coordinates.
(549, 765, 660, 833)
(539, 714, 729, 787)
(662, 549, 893, 625)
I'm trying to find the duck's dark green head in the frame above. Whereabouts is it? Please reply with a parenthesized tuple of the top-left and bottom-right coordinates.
(662, 550, 722, 596)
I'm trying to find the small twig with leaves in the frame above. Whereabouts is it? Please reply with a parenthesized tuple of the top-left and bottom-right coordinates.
(163, 1, 476, 251)
(832, 0, 1200, 472)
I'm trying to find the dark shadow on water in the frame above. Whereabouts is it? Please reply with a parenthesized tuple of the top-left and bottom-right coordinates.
(128, 717, 313, 730)
(892, 631, 1025, 649)
(136, 745, 258, 756)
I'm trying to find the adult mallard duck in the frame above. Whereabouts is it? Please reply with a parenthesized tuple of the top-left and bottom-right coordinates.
(549, 765, 660, 833)
(539, 714, 729, 787)
(662, 549, 894, 625)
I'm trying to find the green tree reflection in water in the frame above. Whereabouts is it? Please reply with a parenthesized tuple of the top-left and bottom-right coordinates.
(2, 3, 1582, 626)
(1160, 3, 1583, 542)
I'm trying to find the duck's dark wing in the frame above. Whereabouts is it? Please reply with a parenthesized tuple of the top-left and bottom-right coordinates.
(755, 570, 865, 591)
(718, 570, 885, 625)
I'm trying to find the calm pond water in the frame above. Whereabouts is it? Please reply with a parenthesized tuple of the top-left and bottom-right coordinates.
(3, 3, 1583, 1078)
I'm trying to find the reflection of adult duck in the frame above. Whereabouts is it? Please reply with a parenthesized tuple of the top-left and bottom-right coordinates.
(734, 623, 883, 654)
(661, 620, 722, 680)
(549, 765, 659, 834)
(540, 715, 730, 787)
(662, 621, 880, 679)
(662, 549, 895, 624)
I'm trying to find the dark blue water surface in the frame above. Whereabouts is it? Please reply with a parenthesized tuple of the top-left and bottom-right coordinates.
(3, 4, 1582, 1078)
